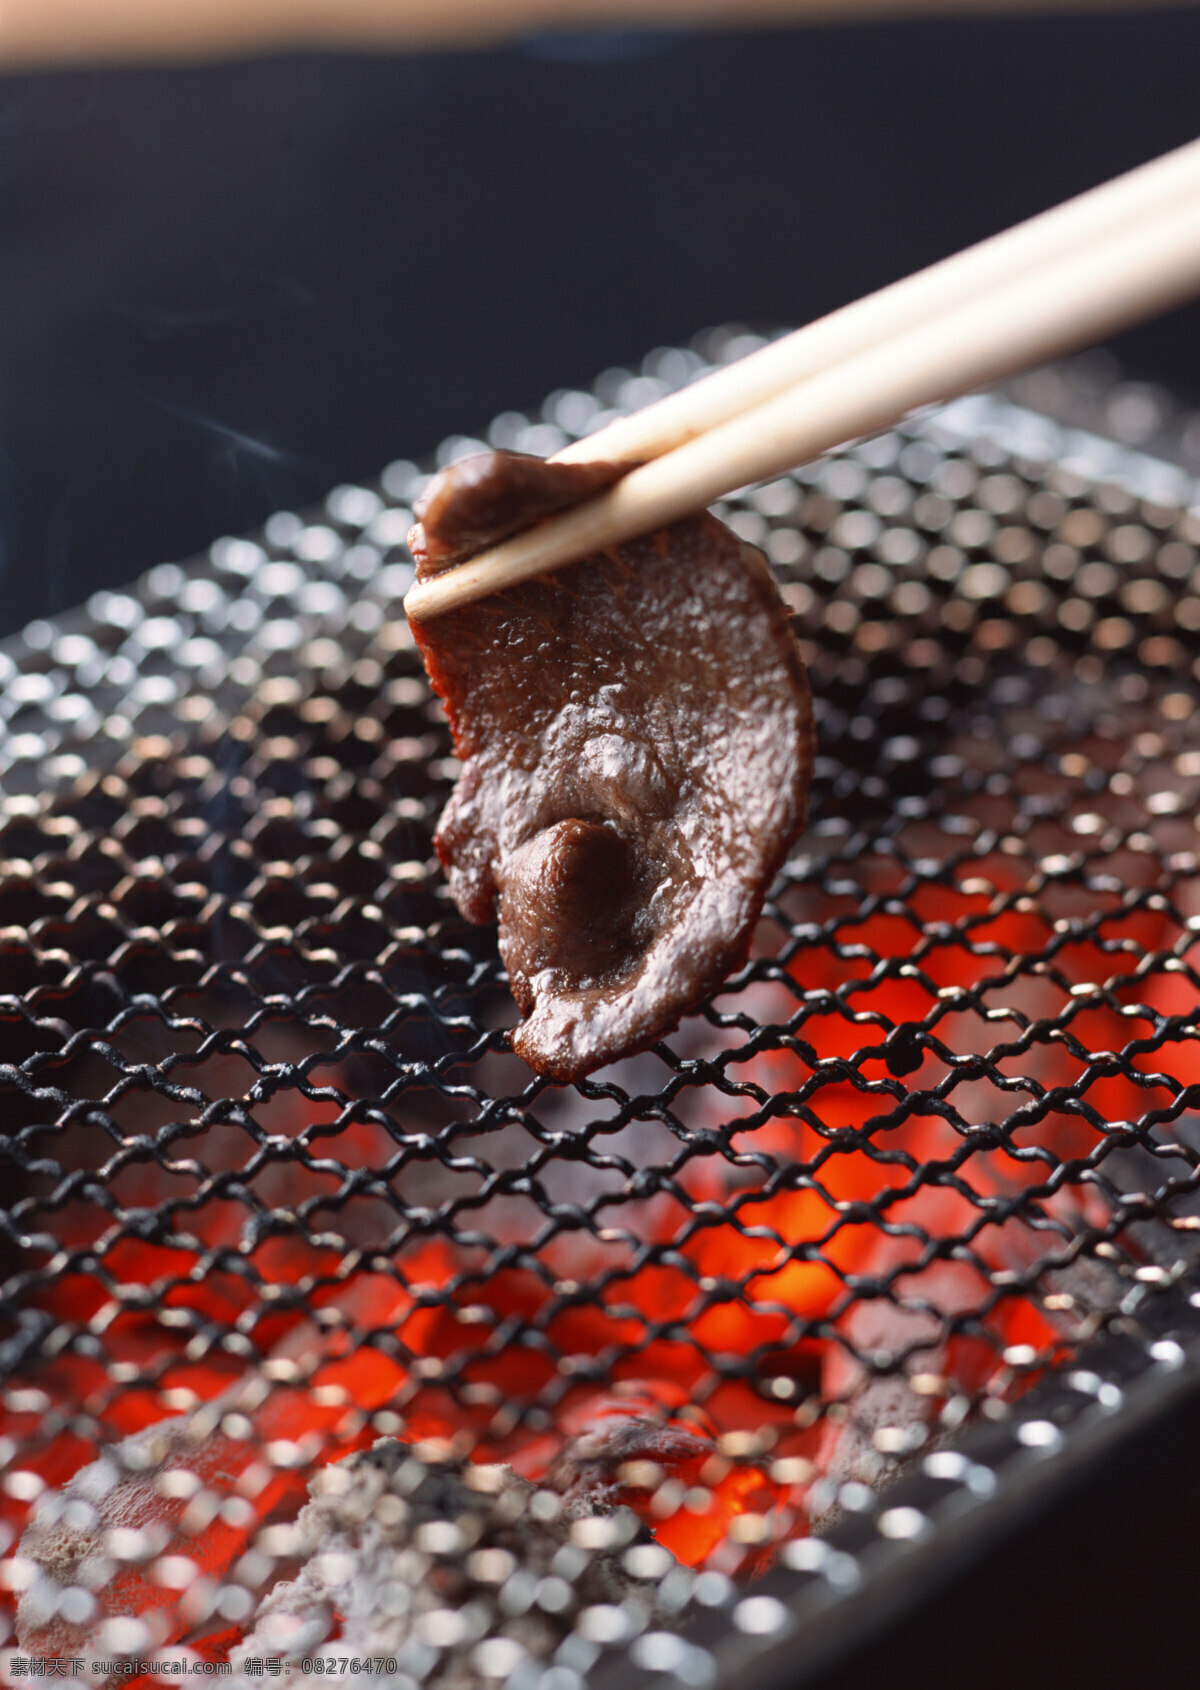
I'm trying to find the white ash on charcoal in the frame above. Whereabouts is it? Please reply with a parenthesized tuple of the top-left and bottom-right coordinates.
(228, 1438, 672, 1689)
(809, 1364, 936, 1527)
(811, 1273, 1004, 1526)
(548, 1414, 716, 1513)
(15, 1410, 259, 1671)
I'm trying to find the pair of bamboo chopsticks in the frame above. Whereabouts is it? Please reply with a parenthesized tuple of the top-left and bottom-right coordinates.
(403, 137, 1200, 623)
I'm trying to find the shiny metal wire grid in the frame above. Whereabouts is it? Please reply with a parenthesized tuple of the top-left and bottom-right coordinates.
(4, 337, 1200, 1688)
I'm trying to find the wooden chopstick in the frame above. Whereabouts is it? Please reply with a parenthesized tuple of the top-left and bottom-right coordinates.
(553, 137, 1200, 471)
(1, 0, 1193, 69)
(403, 143, 1200, 622)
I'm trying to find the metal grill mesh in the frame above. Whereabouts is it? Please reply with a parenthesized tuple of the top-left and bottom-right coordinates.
(4, 336, 1200, 1687)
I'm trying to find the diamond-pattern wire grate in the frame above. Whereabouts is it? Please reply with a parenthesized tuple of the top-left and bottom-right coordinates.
(3, 335, 1200, 1686)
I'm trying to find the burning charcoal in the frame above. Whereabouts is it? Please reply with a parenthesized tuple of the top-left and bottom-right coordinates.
(17, 1418, 217, 1660)
(229, 1438, 664, 1687)
(14, 1375, 329, 1667)
(549, 1400, 785, 1573)
(807, 1376, 932, 1529)
(551, 1411, 717, 1512)
(808, 1279, 968, 1527)
(410, 451, 814, 1081)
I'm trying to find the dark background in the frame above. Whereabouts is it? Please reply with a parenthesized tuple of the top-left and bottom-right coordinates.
(1, 4, 1199, 639)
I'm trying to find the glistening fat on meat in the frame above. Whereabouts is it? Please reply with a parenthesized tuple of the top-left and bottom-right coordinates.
(409, 452, 815, 1082)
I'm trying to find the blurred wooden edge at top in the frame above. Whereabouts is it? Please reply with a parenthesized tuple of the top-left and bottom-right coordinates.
(0, 0, 1193, 70)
